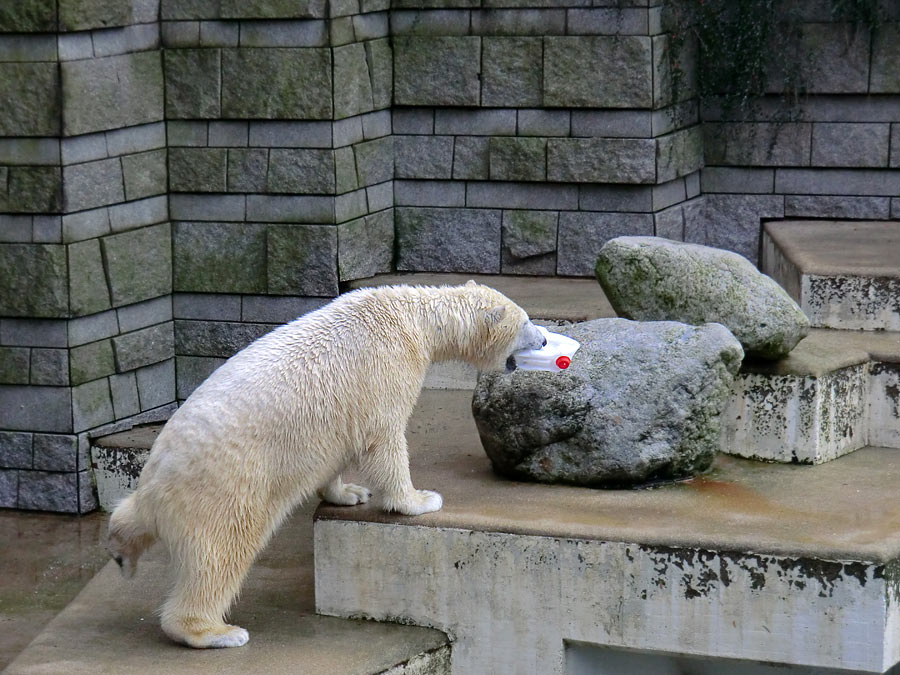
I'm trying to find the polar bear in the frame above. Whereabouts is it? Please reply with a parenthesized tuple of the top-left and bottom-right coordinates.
(107, 281, 545, 649)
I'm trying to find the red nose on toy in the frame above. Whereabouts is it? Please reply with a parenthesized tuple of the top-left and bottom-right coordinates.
(556, 356, 571, 370)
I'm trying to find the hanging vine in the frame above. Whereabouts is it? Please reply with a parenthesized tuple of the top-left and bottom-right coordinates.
(665, 0, 888, 121)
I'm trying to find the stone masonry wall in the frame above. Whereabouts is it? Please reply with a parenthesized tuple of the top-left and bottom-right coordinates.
(689, 4, 900, 262)
(388, 6, 703, 277)
(1, 0, 899, 512)
(0, 0, 172, 513)
(160, 0, 395, 394)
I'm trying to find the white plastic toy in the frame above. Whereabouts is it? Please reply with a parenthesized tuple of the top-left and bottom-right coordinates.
(514, 326, 581, 372)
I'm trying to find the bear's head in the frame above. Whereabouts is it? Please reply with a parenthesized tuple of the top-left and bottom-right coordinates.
(461, 281, 546, 372)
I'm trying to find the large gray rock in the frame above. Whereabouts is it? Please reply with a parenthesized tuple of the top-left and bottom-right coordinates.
(472, 319, 743, 487)
(596, 237, 809, 359)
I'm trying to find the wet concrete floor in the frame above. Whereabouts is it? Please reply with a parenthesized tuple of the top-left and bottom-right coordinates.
(0, 510, 110, 670)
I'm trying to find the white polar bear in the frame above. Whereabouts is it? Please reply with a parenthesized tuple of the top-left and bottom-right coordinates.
(107, 282, 545, 649)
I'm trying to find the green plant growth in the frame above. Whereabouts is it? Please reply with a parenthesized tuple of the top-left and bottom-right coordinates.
(666, 0, 888, 120)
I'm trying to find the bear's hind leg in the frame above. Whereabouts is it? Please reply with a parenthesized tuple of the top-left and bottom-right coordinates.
(317, 474, 372, 506)
(160, 530, 260, 648)
(360, 433, 442, 516)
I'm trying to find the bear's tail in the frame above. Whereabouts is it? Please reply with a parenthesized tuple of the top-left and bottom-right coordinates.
(108, 492, 157, 579)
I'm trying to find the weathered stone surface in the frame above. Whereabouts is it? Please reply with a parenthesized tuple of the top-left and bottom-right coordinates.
(174, 222, 266, 294)
(168, 147, 227, 192)
(489, 137, 546, 181)
(102, 226, 169, 309)
(684, 194, 784, 265)
(222, 48, 332, 119)
(61, 52, 164, 136)
(482, 37, 542, 107)
(502, 210, 557, 259)
(704, 123, 812, 167)
(547, 138, 656, 184)
(396, 207, 501, 274)
(109, 372, 140, 419)
(227, 149, 268, 192)
(395, 136, 453, 180)
(122, 149, 168, 201)
(72, 378, 114, 432)
(175, 320, 271, 358)
(333, 43, 374, 119)
(0, 431, 31, 469)
(70, 339, 115, 385)
(267, 224, 338, 297)
(268, 149, 335, 194)
(354, 137, 393, 186)
(63, 158, 125, 212)
(1, 166, 62, 213)
(164, 48, 221, 119)
(394, 36, 481, 106)
(870, 23, 900, 93)
(0, 347, 30, 385)
(18, 471, 78, 513)
(811, 123, 889, 168)
(0, 384, 72, 432)
(58, 0, 129, 31)
(366, 39, 393, 109)
(32, 433, 77, 472)
(597, 237, 810, 359)
(656, 126, 703, 182)
(473, 319, 743, 486)
(0, 0, 57, 32)
(0, 63, 60, 136)
(176, 355, 225, 399)
(557, 212, 653, 277)
(113, 322, 174, 372)
(30, 347, 68, 386)
(68, 238, 111, 316)
(452, 136, 490, 180)
(136, 359, 175, 411)
(543, 36, 652, 108)
(787, 23, 870, 94)
(338, 211, 393, 281)
(0, 244, 68, 317)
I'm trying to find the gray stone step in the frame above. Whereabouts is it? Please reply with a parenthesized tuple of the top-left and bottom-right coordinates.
(315, 389, 900, 675)
(762, 220, 900, 331)
(4, 498, 450, 675)
(721, 328, 900, 464)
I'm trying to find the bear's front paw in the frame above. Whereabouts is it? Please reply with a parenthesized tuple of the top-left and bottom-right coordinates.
(390, 489, 443, 516)
(319, 482, 372, 506)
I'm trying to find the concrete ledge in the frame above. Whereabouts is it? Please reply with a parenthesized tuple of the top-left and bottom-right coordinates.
(314, 391, 900, 673)
(762, 221, 900, 331)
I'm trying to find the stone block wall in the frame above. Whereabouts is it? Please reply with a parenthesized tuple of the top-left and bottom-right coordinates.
(388, 6, 703, 277)
(0, 0, 173, 513)
(688, 5, 900, 262)
(159, 1, 396, 395)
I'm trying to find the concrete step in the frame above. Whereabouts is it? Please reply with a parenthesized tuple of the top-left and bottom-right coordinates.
(4, 498, 450, 675)
(762, 220, 900, 331)
(315, 389, 900, 675)
(722, 328, 900, 463)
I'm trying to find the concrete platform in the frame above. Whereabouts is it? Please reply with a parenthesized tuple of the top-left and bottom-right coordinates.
(5, 501, 450, 675)
(315, 390, 900, 674)
(762, 221, 900, 331)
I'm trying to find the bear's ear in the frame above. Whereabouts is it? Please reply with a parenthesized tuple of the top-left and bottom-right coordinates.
(485, 305, 506, 324)
(466, 279, 477, 287)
